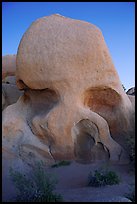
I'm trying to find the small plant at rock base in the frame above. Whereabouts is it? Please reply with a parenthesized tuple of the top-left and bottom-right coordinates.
(88, 168, 120, 187)
(126, 132, 135, 165)
(9, 161, 63, 202)
(51, 160, 71, 168)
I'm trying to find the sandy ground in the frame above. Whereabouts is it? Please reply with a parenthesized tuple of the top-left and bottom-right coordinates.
(2, 160, 134, 202)
(49, 161, 134, 202)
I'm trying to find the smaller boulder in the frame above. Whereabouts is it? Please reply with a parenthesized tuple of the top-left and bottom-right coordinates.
(2, 83, 24, 110)
(2, 55, 16, 79)
(2, 76, 16, 85)
(126, 87, 135, 96)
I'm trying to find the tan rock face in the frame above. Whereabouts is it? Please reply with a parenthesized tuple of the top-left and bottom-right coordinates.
(2, 55, 16, 79)
(2, 83, 24, 110)
(3, 14, 134, 166)
(2, 55, 23, 111)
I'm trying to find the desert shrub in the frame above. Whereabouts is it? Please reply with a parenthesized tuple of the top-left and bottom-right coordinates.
(125, 184, 135, 202)
(51, 160, 71, 168)
(9, 161, 63, 202)
(88, 168, 120, 187)
(126, 133, 135, 165)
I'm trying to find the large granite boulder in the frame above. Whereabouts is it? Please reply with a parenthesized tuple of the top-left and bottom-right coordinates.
(3, 14, 134, 167)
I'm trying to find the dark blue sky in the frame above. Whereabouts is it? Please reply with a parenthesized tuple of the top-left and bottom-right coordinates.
(2, 2, 135, 90)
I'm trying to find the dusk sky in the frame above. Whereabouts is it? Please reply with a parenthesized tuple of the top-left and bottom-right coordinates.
(2, 2, 135, 90)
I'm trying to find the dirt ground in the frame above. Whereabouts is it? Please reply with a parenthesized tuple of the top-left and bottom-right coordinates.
(2, 160, 134, 202)
(50, 161, 135, 202)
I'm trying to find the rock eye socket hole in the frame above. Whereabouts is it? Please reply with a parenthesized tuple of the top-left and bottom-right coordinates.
(82, 87, 122, 137)
(83, 87, 121, 110)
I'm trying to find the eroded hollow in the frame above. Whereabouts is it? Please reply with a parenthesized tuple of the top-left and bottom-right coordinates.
(73, 119, 109, 163)
(83, 87, 122, 137)
(16, 79, 29, 90)
(83, 87, 121, 110)
(24, 88, 60, 116)
(21, 88, 60, 146)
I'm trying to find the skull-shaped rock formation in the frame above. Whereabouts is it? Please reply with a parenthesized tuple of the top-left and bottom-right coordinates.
(2, 14, 134, 166)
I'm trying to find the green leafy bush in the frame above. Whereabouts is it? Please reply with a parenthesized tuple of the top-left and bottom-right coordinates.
(88, 168, 120, 187)
(51, 160, 71, 168)
(9, 161, 63, 202)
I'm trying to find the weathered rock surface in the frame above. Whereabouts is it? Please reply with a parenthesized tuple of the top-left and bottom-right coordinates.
(126, 87, 135, 95)
(2, 75, 16, 85)
(128, 95, 135, 109)
(3, 14, 134, 170)
(2, 83, 24, 110)
(2, 55, 16, 79)
(2, 56, 23, 110)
